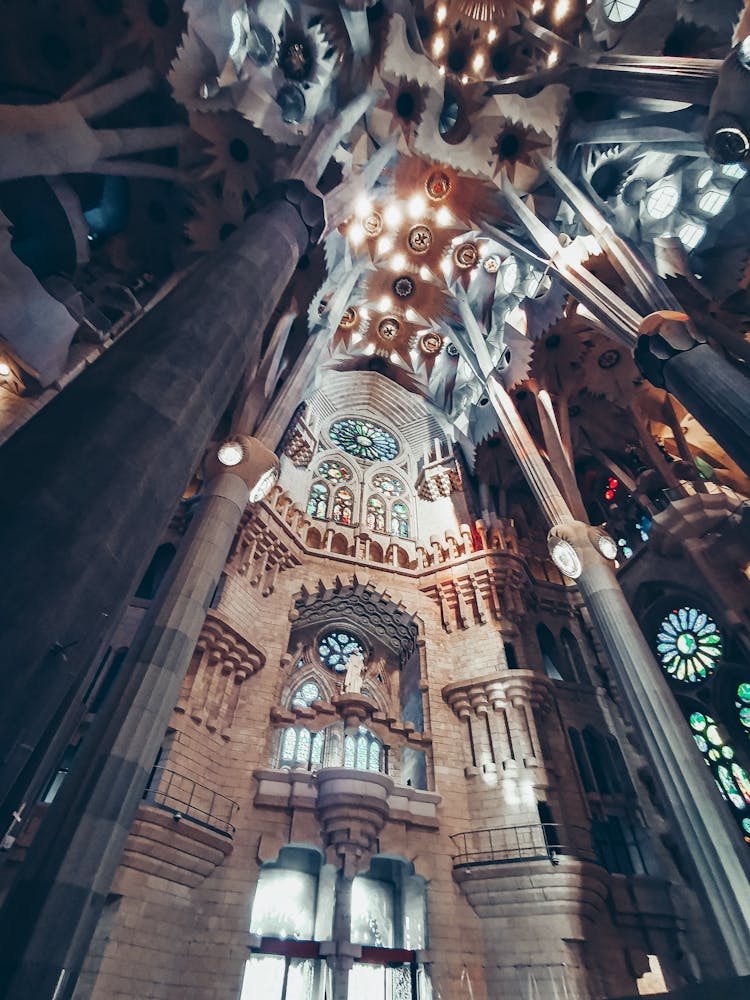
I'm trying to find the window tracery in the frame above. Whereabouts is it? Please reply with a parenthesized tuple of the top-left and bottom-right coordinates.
(306, 481, 328, 519)
(344, 725, 382, 772)
(332, 487, 354, 525)
(329, 418, 399, 462)
(291, 681, 321, 709)
(318, 459, 352, 482)
(391, 501, 409, 538)
(655, 607, 722, 683)
(367, 495, 387, 533)
(318, 630, 364, 672)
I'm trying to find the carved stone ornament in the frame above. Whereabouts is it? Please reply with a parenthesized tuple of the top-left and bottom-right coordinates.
(378, 317, 401, 341)
(363, 211, 383, 237)
(425, 170, 451, 201)
(419, 332, 443, 356)
(408, 225, 433, 254)
(549, 539, 582, 580)
(454, 242, 479, 269)
(339, 306, 359, 329)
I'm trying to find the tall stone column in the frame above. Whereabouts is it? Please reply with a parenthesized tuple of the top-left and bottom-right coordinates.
(488, 377, 750, 975)
(0, 181, 323, 828)
(0, 438, 279, 1000)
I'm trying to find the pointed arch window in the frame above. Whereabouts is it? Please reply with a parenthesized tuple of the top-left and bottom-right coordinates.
(367, 495, 387, 533)
(318, 459, 352, 483)
(307, 481, 329, 520)
(279, 727, 324, 768)
(391, 501, 409, 538)
(372, 472, 405, 498)
(332, 487, 354, 525)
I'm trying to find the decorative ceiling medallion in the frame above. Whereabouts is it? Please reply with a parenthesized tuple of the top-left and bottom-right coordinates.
(420, 332, 443, 356)
(446, 342, 460, 357)
(454, 242, 479, 269)
(363, 212, 383, 237)
(598, 349, 621, 369)
(483, 254, 501, 274)
(425, 170, 451, 201)
(393, 275, 415, 298)
(339, 306, 359, 330)
(549, 539, 582, 580)
(279, 38, 313, 82)
(378, 317, 401, 341)
(408, 225, 433, 254)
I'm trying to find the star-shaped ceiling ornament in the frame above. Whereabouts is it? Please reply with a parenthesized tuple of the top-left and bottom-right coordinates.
(491, 122, 550, 187)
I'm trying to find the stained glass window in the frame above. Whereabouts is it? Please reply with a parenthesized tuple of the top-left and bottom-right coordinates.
(291, 681, 321, 709)
(645, 185, 679, 220)
(391, 501, 409, 538)
(329, 418, 399, 462)
(318, 631, 363, 672)
(307, 482, 328, 520)
(332, 487, 354, 526)
(344, 726, 382, 773)
(367, 496, 387, 533)
(318, 460, 352, 482)
(735, 683, 750, 735)
(655, 607, 722, 683)
(689, 712, 750, 817)
(372, 473, 404, 498)
(279, 726, 325, 769)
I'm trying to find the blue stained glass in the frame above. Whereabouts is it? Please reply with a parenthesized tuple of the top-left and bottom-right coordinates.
(655, 607, 722, 683)
(292, 682, 320, 708)
(318, 631, 363, 672)
(373, 473, 404, 497)
(307, 482, 329, 519)
(329, 418, 399, 462)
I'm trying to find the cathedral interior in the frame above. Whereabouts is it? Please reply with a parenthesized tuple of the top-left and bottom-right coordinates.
(2, 0, 750, 998)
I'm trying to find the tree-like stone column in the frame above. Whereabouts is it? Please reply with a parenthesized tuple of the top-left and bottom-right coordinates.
(0, 438, 278, 1000)
(485, 377, 750, 975)
(0, 181, 323, 830)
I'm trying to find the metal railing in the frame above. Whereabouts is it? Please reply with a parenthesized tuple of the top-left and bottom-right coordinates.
(450, 822, 589, 867)
(143, 766, 239, 838)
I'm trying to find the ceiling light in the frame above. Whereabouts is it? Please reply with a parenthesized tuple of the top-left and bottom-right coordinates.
(348, 223, 364, 247)
(436, 4, 447, 24)
(419, 265, 431, 280)
(408, 193, 427, 219)
(433, 35, 446, 58)
(472, 52, 485, 73)
(389, 252, 407, 271)
(354, 193, 372, 217)
(383, 203, 403, 228)
(378, 295, 392, 311)
(461, 74, 469, 84)
(547, 49, 559, 67)
(553, 0, 570, 21)
(438, 65, 445, 77)
(487, 28, 497, 43)
(376, 235, 394, 255)
(435, 206, 452, 226)
(0, 362, 10, 377)
(390, 351, 400, 363)
(532, 0, 544, 13)
(405, 307, 418, 322)
(217, 440, 245, 467)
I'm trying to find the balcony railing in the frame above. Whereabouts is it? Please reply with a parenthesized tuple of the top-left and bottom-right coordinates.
(450, 822, 590, 867)
(143, 766, 239, 838)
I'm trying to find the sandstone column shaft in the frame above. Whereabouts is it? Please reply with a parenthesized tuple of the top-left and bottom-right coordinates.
(0, 195, 311, 827)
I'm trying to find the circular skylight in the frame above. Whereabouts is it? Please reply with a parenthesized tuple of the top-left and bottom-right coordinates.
(698, 189, 730, 217)
(696, 168, 713, 190)
(678, 222, 706, 250)
(601, 0, 642, 24)
(645, 185, 679, 220)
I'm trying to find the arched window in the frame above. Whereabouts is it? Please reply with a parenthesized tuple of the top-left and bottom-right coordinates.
(291, 681, 321, 709)
(689, 711, 750, 838)
(372, 472, 405, 498)
(332, 487, 354, 525)
(318, 630, 363, 672)
(655, 606, 722, 684)
(307, 481, 329, 520)
(390, 501, 409, 538)
(367, 495, 386, 533)
(318, 459, 352, 484)
(344, 726, 382, 772)
(536, 623, 565, 681)
(561, 629, 587, 684)
(279, 727, 324, 769)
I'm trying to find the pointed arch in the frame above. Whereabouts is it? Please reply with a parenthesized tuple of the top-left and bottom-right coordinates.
(307, 480, 329, 520)
(366, 494, 386, 532)
(332, 488, 354, 526)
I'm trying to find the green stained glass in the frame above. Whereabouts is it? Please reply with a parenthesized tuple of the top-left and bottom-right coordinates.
(307, 481, 329, 519)
(329, 418, 399, 462)
(706, 724, 723, 747)
(740, 707, 750, 729)
(733, 764, 750, 804)
(391, 500, 409, 538)
(372, 472, 404, 498)
(318, 460, 352, 482)
(722, 746, 735, 760)
(318, 631, 363, 672)
(718, 765, 745, 809)
(738, 683, 750, 704)
(367, 495, 386, 533)
(656, 607, 722, 683)
(743, 818, 750, 835)
(708, 748, 721, 761)
(693, 734, 708, 753)
(332, 487, 354, 525)
(689, 712, 706, 732)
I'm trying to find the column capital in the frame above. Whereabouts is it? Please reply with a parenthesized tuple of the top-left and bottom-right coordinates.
(633, 311, 705, 389)
(547, 520, 618, 577)
(258, 178, 326, 250)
